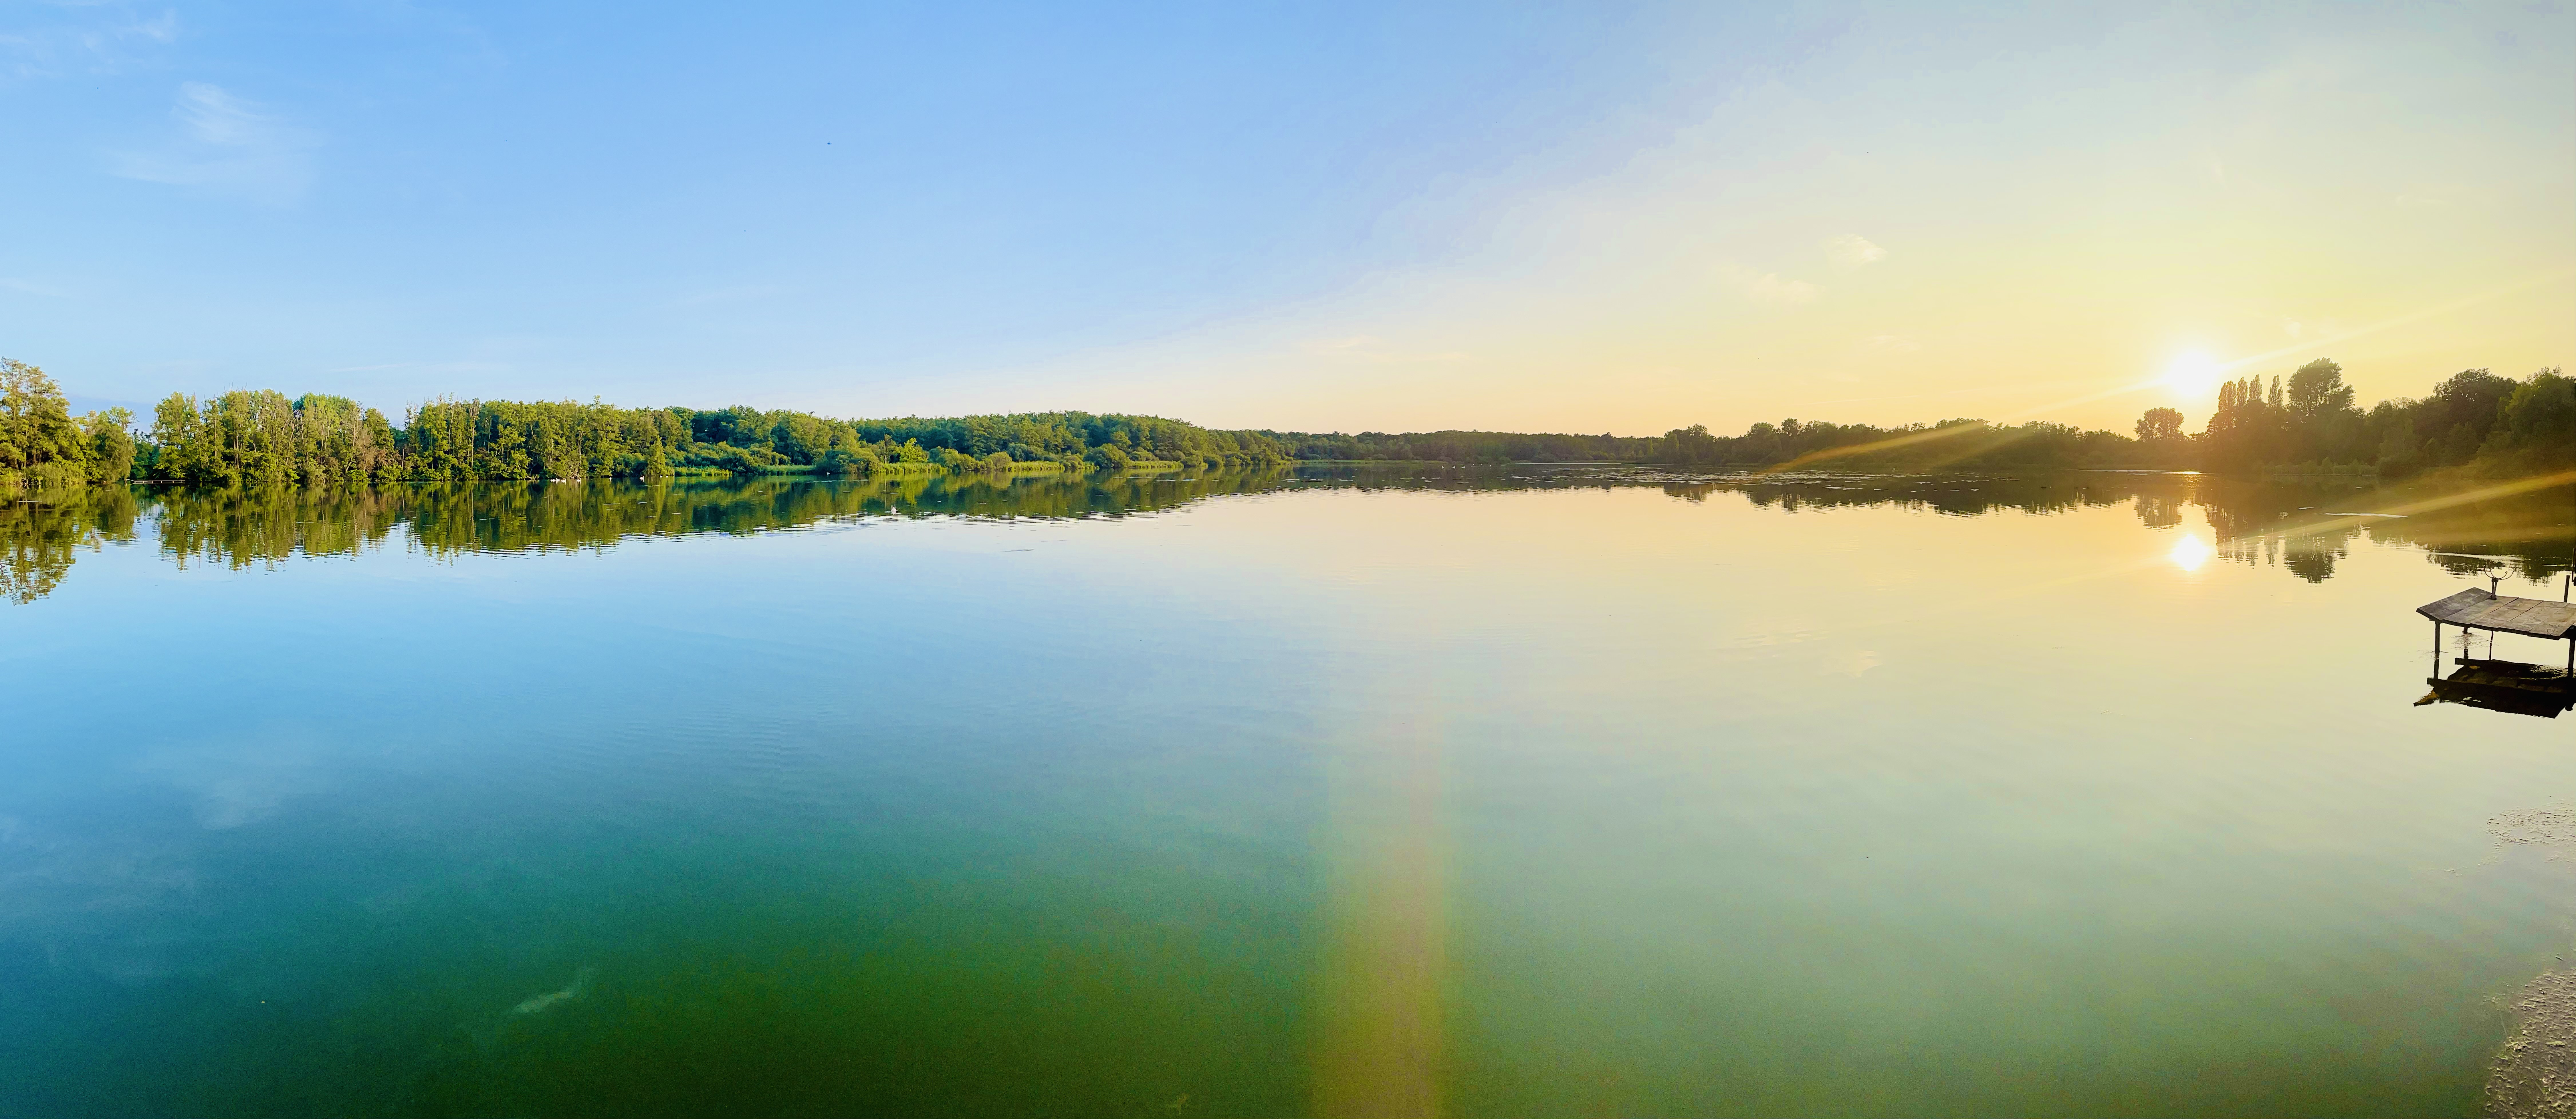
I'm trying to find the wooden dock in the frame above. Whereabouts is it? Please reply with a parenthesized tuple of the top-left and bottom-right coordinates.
(2415, 587, 2576, 717)
(2416, 587, 2576, 640)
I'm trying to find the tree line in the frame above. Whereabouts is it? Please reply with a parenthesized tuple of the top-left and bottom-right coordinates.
(0, 359, 140, 489)
(1262, 417, 2133, 468)
(0, 360, 1291, 489)
(1266, 361, 2570, 475)
(3, 356, 2567, 490)
(2170, 360, 2573, 477)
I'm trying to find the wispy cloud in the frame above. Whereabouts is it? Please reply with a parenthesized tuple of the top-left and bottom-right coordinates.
(670, 284, 791, 308)
(112, 82, 319, 204)
(134, 735, 334, 830)
(322, 360, 508, 375)
(1718, 264, 1818, 308)
(0, 4, 177, 79)
(1825, 234, 1885, 269)
(1304, 336, 1472, 364)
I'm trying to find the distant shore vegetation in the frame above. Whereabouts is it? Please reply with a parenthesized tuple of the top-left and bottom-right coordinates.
(0, 356, 2566, 491)
(0, 360, 1285, 489)
(1270, 360, 2570, 479)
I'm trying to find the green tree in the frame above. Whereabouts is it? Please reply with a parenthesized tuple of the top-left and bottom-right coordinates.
(81, 408, 136, 483)
(2286, 359, 2356, 417)
(0, 358, 90, 487)
(2419, 369, 2516, 460)
(2494, 369, 2574, 466)
(151, 394, 218, 483)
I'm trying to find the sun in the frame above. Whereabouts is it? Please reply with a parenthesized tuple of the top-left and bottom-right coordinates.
(2162, 352, 2222, 395)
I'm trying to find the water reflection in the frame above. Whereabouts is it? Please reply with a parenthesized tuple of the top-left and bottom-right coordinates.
(4, 468, 2569, 605)
(2417, 657, 2575, 718)
(11, 461, 2576, 1116)
(142, 469, 1291, 569)
(0, 485, 139, 604)
(2169, 534, 2214, 573)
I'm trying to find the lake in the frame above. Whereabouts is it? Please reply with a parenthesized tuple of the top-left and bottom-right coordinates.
(5, 467, 2574, 1117)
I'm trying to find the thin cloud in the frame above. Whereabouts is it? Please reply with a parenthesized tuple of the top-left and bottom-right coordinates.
(111, 82, 319, 205)
(1825, 234, 1885, 269)
(1, 5, 178, 79)
(670, 284, 791, 308)
(1305, 336, 1471, 364)
(128, 9, 178, 44)
(322, 360, 508, 375)
(1719, 264, 1818, 307)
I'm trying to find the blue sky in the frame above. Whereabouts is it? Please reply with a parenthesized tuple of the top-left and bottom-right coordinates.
(3, 2, 2570, 433)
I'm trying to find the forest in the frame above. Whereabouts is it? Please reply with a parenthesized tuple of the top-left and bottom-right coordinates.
(0, 359, 1288, 488)
(1267, 360, 2572, 474)
(1, 356, 2567, 491)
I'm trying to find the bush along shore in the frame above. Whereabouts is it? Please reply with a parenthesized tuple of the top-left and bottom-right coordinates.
(1, 356, 2567, 490)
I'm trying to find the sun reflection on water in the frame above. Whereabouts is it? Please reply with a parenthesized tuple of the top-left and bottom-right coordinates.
(2169, 534, 2213, 572)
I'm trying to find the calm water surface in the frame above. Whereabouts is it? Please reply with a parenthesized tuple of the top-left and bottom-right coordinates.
(5, 468, 2574, 1117)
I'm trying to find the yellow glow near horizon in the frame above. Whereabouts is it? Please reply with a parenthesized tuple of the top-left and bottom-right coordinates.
(2168, 534, 2213, 572)
(995, 10, 2573, 438)
(2162, 353, 2223, 397)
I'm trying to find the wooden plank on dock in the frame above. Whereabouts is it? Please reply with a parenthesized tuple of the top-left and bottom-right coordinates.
(2416, 588, 2576, 640)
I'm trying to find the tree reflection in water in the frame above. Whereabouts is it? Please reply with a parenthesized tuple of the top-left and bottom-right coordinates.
(3, 467, 2568, 604)
(0, 485, 138, 605)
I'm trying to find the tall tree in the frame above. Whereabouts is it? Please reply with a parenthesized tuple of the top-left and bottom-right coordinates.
(2286, 359, 2356, 417)
(0, 359, 90, 483)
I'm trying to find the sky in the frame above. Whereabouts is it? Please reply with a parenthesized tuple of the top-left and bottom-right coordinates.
(1, 1, 2570, 436)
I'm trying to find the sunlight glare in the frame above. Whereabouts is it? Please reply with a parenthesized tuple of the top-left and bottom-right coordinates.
(2162, 352, 2222, 396)
(2168, 534, 2213, 572)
